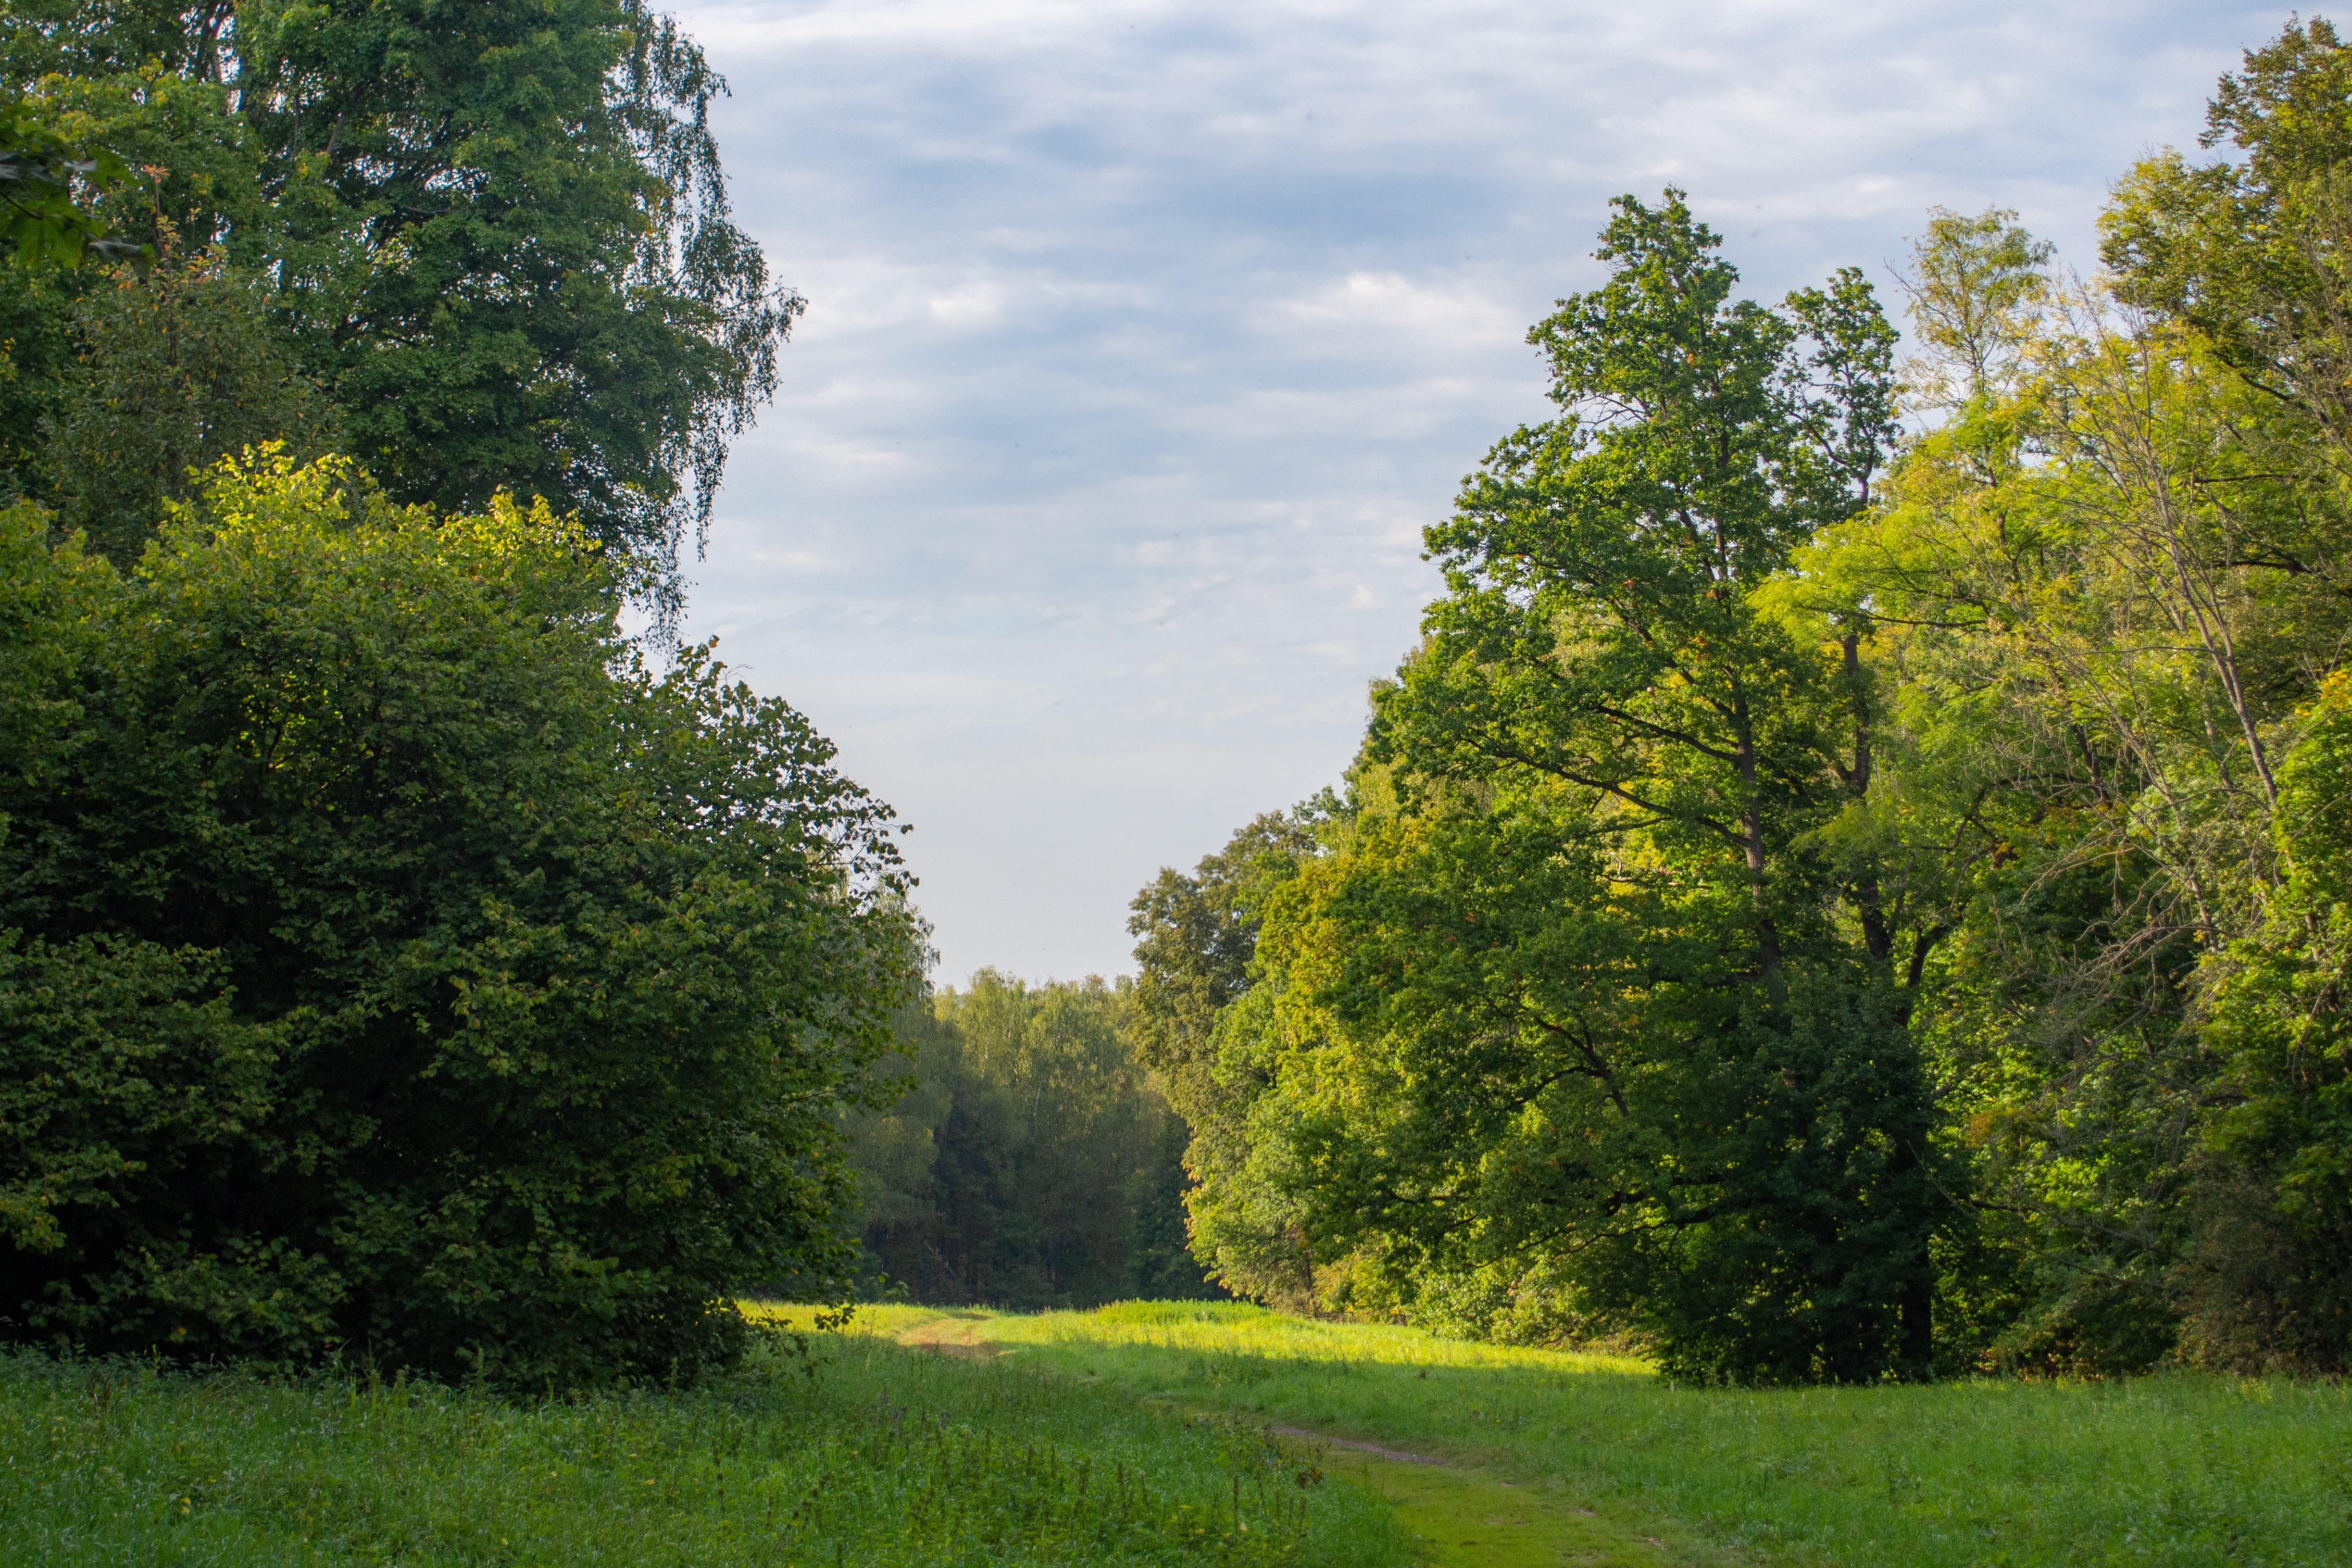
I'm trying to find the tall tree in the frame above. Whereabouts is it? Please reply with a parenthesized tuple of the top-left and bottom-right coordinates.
(1180, 194, 1950, 1382)
(2099, 15, 2352, 612)
(3, 0, 792, 600)
(1125, 812, 1323, 1304)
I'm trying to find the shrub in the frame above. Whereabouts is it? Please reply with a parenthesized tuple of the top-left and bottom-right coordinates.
(0, 453, 921, 1382)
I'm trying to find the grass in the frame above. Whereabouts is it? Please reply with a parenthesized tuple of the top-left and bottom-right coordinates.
(12, 1302, 2346, 1566)
(812, 1301, 2352, 1568)
(0, 1329, 1417, 1566)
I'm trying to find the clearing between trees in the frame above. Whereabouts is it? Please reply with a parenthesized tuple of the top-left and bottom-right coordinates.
(4, 1298, 2344, 1564)
(780, 1300, 2350, 1568)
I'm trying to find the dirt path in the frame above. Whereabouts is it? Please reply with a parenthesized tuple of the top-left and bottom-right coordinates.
(1267, 1425, 1446, 1466)
(874, 1312, 1738, 1567)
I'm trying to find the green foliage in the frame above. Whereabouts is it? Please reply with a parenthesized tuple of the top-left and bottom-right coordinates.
(1127, 813, 1323, 1308)
(1754, 21, 2352, 1378)
(1157, 194, 1947, 1384)
(44, 252, 337, 564)
(1894, 205, 2052, 404)
(0, 91, 169, 496)
(2104, 16, 2352, 448)
(0, 266, 78, 500)
(0, 91, 153, 269)
(0, 454, 920, 1382)
(3, 0, 794, 595)
(0, 41, 274, 500)
(2097, 16, 2352, 612)
(0, 1332, 1417, 1567)
(1147, 24, 2352, 1383)
(848, 974, 1218, 1308)
(239, 0, 794, 590)
(2190, 670, 2352, 1368)
(1824, 150, 2352, 1372)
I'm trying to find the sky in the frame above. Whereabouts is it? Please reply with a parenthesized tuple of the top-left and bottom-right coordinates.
(668, 0, 2287, 985)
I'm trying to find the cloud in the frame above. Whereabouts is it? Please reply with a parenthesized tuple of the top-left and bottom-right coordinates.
(671, 0, 2282, 981)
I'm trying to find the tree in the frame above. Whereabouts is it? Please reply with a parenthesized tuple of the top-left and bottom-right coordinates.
(2103, 16, 2352, 449)
(1177, 194, 1952, 1382)
(1124, 812, 1323, 1305)
(45, 253, 338, 565)
(0, 453, 920, 1381)
(1894, 205, 2052, 407)
(1795, 277, 2260, 1374)
(1797, 30, 2352, 1370)
(1139, 26, 2352, 1380)
(4, 0, 794, 600)
(2099, 15, 2352, 611)
(1369, 193, 1944, 1382)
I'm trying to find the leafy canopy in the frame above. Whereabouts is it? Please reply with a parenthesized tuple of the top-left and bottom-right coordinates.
(2, 0, 794, 602)
(1157, 195, 1951, 1384)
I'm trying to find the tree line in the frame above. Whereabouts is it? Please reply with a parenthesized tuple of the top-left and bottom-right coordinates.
(1126, 20, 2352, 1382)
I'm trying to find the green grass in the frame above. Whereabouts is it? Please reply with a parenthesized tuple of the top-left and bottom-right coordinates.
(831, 1301, 2352, 1568)
(0, 1331, 1417, 1566)
(15, 1304, 2347, 1567)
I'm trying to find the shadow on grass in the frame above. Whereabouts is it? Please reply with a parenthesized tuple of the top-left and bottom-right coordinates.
(834, 1300, 2352, 1568)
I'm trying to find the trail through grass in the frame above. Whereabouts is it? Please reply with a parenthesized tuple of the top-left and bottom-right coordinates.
(810, 1301, 2352, 1568)
(808, 1305, 1734, 1566)
(12, 1304, 2344, 1566)
(0, 1332, 1416, 1566)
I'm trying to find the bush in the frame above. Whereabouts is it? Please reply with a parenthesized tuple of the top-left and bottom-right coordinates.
(0, 453, 921, 1382)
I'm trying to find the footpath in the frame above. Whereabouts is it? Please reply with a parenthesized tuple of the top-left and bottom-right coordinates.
(882, 1311, 1738, 1568)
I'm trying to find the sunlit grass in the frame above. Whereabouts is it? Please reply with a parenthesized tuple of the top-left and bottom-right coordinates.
(828, 1301, 2352, 1568)
(29, 1302, 2340, 1568)
(0, 1327, 1417, 1566)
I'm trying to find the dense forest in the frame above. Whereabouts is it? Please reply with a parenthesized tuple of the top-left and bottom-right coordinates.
(1122, 22, 2352, 1381)
(6, 1, 2352, 1391)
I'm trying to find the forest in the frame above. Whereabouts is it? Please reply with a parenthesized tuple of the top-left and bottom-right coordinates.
(3, 4, 2350, 1565)
(1046, 23, 2352, 1386)
(1106, 34, 2352, 1382)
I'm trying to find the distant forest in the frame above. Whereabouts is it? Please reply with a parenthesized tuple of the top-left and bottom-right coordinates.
(846, 975, 1216, 1309)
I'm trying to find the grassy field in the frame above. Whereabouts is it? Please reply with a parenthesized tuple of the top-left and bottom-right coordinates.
(0, 1331, 1416, 1566)
(803, 1301, 2352, 1568)
(9, 1304, 2344, 1566)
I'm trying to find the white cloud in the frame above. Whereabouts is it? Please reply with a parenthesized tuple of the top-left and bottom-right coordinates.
(925, 279, 1007, 327)
(1278, 271, 1520, 342)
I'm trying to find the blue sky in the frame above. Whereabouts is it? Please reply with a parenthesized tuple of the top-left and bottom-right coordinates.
(670, 0, 2284, 984)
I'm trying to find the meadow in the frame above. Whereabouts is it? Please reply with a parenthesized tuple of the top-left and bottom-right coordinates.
(802, 1302, 2352, 1568)
(0, 1329, 1415, 1566)
(8, 1303, 2345, 1567)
